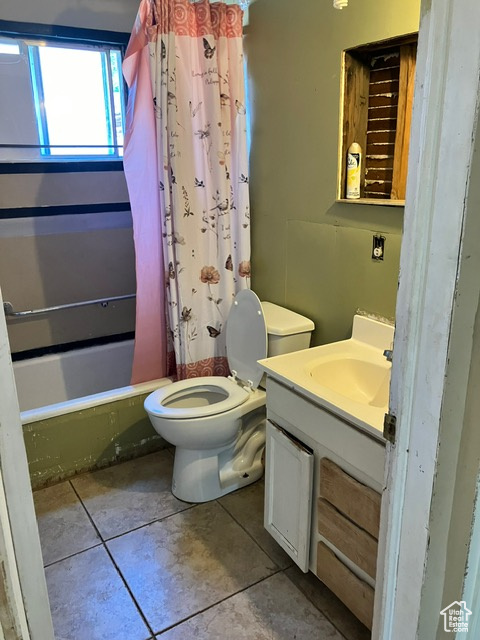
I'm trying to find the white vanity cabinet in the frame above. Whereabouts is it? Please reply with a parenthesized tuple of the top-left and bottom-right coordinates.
(263, 377, 386, 630)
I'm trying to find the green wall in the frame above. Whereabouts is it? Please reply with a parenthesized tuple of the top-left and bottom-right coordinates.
(246, 0, 420, 345)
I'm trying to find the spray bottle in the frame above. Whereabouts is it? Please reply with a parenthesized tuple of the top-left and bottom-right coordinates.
(346, 142, 362, 199)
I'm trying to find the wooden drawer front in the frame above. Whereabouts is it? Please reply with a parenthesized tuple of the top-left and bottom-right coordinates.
(317, 542, 374, 630)
(318, 498, 377, 579)
(320, 458, 381, 539)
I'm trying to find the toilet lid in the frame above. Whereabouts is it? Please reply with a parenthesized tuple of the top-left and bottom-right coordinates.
(226, 289, 267, 389)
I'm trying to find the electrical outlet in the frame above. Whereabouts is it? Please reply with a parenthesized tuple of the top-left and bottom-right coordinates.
(372, 235, 385, 261)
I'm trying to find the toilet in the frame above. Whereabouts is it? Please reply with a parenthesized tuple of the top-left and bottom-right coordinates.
(144, 290, 314, 503)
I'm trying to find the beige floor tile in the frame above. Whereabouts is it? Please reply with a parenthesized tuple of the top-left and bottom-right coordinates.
(45, 545, 150, 640)
(33, 481, 100, 566)
(156, 572, 344, 639)
(71, 450, 190, 539)
(218, 480, 292, 569)
(285, 565, 370, 640)
(107, 501, 278, 635)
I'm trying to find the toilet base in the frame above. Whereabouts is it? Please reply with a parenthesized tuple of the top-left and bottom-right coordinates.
(171, 419, 266, 503)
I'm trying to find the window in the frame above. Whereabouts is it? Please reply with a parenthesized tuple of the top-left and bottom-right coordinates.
(0, 25, 127, 163)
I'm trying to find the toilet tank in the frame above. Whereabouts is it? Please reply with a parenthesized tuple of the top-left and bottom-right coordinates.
(261, 302, 315, 357)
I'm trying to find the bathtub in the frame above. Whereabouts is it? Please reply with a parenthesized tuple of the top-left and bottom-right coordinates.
(13, 339, 172, 488)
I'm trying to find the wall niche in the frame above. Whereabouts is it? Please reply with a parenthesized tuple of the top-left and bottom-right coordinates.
(337, 33, 418, 206)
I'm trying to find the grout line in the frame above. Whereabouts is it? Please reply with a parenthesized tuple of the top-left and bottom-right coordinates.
(69, 480, 156, 639)
(154, 569, 284, 637)
(43, 541, 104, 569)
(102, 502, 198, 543)
(103, 543, 156, 640)
(215, 491, 292, 571)
(282, 569, 353, 640)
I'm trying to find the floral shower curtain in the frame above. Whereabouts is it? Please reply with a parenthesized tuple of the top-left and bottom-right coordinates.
(124, 0, 251, 383)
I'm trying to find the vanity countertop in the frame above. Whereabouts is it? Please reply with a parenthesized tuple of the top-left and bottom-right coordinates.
(258, 315, 394, 442)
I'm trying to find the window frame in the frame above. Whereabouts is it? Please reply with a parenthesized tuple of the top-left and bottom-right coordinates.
(0, 20, 130, 174)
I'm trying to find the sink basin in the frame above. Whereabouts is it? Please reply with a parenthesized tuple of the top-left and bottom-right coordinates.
(307, 357, 390, 408)
(258, 314, 394, 437)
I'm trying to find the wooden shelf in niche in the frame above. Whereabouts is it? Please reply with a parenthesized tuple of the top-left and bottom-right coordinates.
(337, 33, 418, 205)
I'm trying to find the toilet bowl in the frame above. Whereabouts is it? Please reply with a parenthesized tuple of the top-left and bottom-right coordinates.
(144, 290, 314, 503)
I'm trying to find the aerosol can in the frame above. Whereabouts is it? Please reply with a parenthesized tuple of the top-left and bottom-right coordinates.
(346, 142, 362, 199)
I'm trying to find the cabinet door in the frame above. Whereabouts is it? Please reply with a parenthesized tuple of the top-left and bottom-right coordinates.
(264, 420, 314, 572)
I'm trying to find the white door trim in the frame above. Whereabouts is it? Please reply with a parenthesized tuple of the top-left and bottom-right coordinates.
(0, 286, 54, 640)
(0, 465, 30, 639)
(373, 0, 480, 638)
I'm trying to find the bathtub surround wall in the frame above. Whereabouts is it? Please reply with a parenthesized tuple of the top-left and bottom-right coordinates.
(0, 207, 136, 354)
(23, 391, 167, 489)
(247, 0, 420, 345)
(14, 340, 172, 487)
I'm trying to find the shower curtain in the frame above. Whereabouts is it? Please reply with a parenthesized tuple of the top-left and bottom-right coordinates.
(123, 0, 251, 383)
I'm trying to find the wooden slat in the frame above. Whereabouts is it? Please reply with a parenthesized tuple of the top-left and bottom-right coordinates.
(365, 191, 386, 203)
(364, 180, 392, 194)
(391, 43, 417, 199)
(367, 130, 397, 145)
(366, 142, 395, 155)
(370, 66, 400, 84)
(317, 542, 374, 630)
(318, 498, 378, 579)
(368, 105, 398, 119)
(367, 117, 397, 132)
(365, 167, 393, 181)
(365, 182, 394, 194)
(368, 94, 399, 108)
(320, 458, 381, 539)
(363, 192, 388, 200)
(369, 79, 399, 96)
(365, 155, 395, 169)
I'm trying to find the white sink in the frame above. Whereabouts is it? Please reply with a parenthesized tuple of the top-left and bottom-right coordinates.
(258, 314, 394, 437)
(308, 357, 390, 408)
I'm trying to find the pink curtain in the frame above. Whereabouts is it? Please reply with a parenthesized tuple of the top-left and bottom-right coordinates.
(123, 1, 167, 384)
(124, 0, 251, 383)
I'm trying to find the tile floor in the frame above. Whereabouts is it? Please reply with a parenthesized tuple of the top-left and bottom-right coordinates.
(33, 449, 370, 640)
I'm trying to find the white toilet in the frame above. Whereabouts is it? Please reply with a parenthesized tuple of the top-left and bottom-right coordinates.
(144, 290, 314, 503)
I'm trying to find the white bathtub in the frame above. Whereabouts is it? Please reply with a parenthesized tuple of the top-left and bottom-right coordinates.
(13, 339, 171, 423)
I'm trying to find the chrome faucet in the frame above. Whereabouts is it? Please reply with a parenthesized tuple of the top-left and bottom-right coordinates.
(383, 348, 393, 362)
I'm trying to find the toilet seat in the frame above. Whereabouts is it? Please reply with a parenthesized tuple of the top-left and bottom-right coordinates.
(145, 290, 268, 424)
(144, 376, 250, 420)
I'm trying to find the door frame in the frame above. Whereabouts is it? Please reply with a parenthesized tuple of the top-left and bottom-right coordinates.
(373, 0, 480, 637)
(0, 285, 54, 639)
